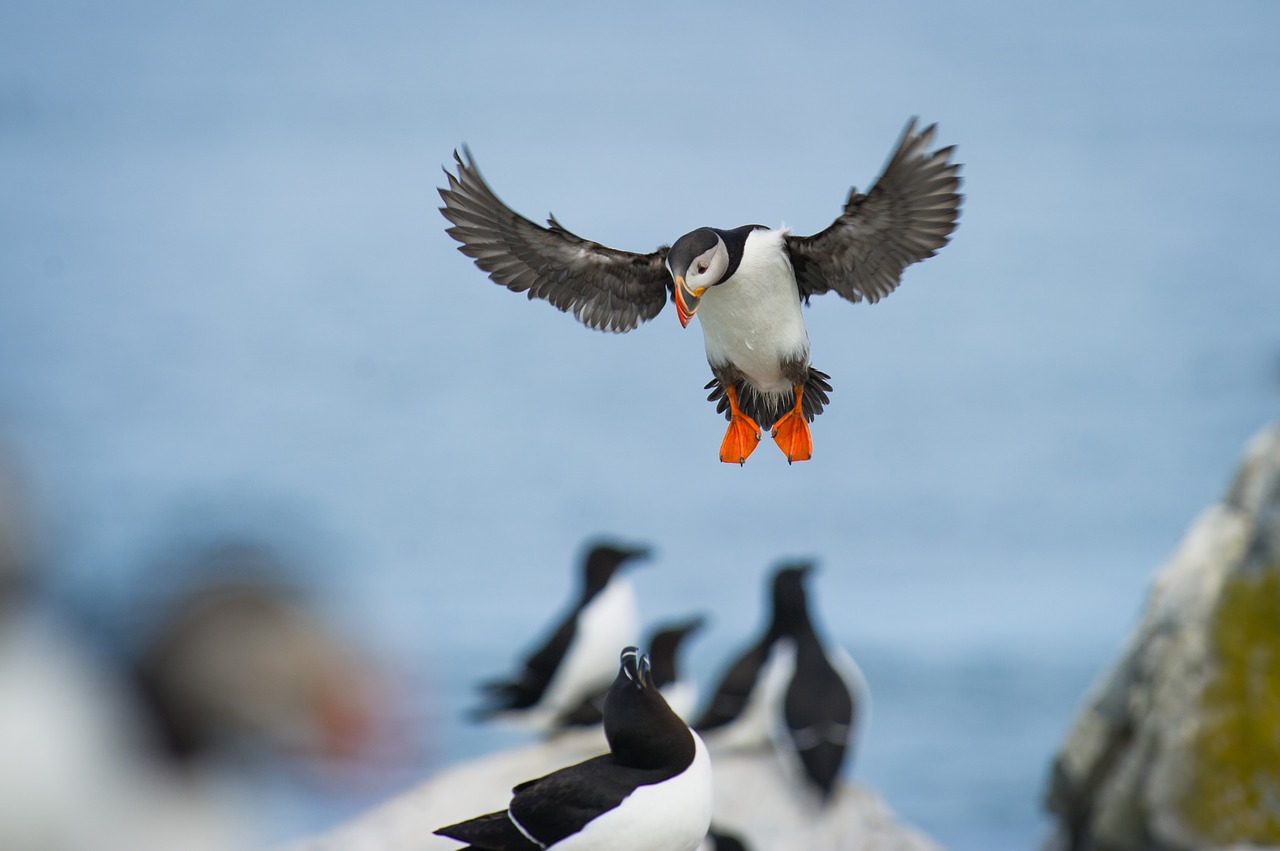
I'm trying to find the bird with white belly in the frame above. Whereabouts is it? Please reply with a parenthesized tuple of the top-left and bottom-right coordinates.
(473, 542, 649, 729)
(439, 119, 962, 464)
(436, 646, 713, 851)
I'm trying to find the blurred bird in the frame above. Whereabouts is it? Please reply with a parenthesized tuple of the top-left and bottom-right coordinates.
(439, 119, 961, 464)
(0, 531, 400, 851)
(131, 576, 383, 766)
(694, 563, 867, 802)
(556, 615, 705, 727)
(473, 542, 648, 727)
(437, 646, 712, 851)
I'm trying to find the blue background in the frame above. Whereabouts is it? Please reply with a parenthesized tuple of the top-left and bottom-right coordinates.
(2, 2, 1278, 848)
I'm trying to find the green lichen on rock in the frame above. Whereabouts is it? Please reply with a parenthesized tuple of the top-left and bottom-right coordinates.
(1179, 561, 1280, 843)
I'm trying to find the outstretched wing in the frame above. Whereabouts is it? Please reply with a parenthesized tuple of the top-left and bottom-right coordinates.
(439, 148, 673, 333)
(786, 118, 962, 304)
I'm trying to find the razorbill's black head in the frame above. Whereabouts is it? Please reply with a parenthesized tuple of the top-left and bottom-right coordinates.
(582, 542, 650, 600)
(473, 541, 649, 727)
(556, 616, 705, 729)
(436, 647, 713, 851)
(646, 616, 705, 693)
(440, 119, 961, 464)
(768, 563, 813, 639)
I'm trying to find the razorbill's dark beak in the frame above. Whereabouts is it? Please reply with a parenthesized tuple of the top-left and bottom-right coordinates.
(673, 275, 704, 328)
(620, 646, 653, 689)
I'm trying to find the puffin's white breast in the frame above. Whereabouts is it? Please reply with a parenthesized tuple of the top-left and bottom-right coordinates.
(695, 228, 809, 394)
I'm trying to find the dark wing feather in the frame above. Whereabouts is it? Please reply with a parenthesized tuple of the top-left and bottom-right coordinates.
(692, 639, 772, 732)
(786, 118, 962, 304)
(434, 811, 541, 851)
(439, 148, 672, 333)
(509, 756, 661, 846)
(472, 614, 577, 718)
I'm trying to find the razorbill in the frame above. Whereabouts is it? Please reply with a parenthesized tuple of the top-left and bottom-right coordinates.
(436, 646, 713, 851)
(438, 119, 961, 464)
(474, 542, 649, 727)
(694, 563, 867, 801)
(555, 615, 705, 728)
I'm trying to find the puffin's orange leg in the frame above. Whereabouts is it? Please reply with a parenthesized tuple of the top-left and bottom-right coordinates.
(719, 385, 762, 465)
(771, 385, 813, 464)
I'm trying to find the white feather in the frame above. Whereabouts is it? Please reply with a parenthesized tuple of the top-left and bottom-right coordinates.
(703, 639, 797, 752)
(537, 577, 639, 719)
(554, 732, 712, 851)
(695, 228, 809, 395)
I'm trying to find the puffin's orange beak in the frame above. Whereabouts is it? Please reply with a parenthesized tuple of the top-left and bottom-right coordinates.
(674, 276, 704, 328)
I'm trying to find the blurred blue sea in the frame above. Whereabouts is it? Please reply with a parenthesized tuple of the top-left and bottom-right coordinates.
(1, 2, 1278, 849)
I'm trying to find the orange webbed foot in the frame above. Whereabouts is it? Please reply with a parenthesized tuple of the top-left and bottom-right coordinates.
(718, 384, 762, 465)
(720, 414, 763, 465)
(771, 384, 813, 464)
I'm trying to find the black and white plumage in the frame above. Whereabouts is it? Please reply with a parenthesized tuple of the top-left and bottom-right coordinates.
(473, 542, 649, 727)
(556, 615, 705, 728)
(437, 646, 713, 851)
(694, 564, 867, 802)
(439, 119, 961, 464)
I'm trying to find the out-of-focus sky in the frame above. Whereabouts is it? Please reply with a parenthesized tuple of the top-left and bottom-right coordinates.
(1, 2, 1278, 849)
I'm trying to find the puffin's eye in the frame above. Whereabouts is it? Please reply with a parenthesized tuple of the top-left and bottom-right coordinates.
(697, 263, 708, 275)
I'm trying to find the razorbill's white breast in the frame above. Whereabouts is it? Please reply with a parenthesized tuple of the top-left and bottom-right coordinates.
(474, 542, 649, 728)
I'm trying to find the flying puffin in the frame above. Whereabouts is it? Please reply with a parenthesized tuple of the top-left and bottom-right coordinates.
(473, 542, 649, 727)
(436, 646, 713, 851)
(693, 563, 867, 802)
(438, 119, 962, 464)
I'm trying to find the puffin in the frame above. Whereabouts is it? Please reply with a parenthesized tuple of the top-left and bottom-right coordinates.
(693, 563, 867, 802)
(438, 118, 962, 464)
(473, 542, 649, 727)
(436, 646, 713, 851)
(555, 615, 705, 728)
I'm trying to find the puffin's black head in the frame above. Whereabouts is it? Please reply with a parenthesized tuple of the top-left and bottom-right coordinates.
(582, 541, 650, 598)
(769, 561, 814, 637)
(603, 646, 694, 769)
(666, 228, 729, 328)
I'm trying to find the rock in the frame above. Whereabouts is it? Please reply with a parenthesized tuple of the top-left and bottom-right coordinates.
(290, 729, 941, 851)
(1045, 421, 1280, 851)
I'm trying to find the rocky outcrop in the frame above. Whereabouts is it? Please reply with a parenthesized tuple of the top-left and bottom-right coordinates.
(1045, 421, 1280, 851)
(292, 728, 941, 851)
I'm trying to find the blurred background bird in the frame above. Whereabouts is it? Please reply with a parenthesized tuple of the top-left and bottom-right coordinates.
(472, 541, 649, 728)
(696, 563, 868, 803)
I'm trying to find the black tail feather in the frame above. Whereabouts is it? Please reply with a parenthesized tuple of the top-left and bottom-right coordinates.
(705, 367, 832, 428)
